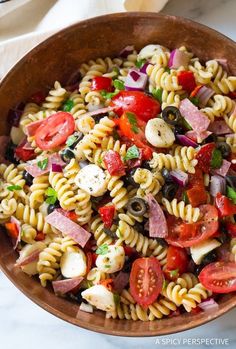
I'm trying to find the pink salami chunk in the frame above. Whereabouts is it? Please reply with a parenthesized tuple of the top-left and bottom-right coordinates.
(147, 194, 168, 238)
(180, 98, 210, 133)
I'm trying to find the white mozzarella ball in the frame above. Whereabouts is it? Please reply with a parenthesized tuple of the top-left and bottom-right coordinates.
(145, 118, 175, 148)
(96, 245, 125, 273)
(138, 44, 168, 60)
(81, 285, 115, 312)
(60, 248, 87, 278)
(75, 164, 107, 197)
(10, 126, 25, 145)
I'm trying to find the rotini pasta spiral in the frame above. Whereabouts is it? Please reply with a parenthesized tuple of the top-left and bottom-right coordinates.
(206, 59, 236, 94)
(90, 216, 114, 246)
(147, 65, 182, 92)
(86, 267, 107, 285)
(75, 189, 93, 225)
(21, 223, 37, 244)
(49, 171, 76, 211)
(170, 145, 197, 161)
(133, 168, 161, 197)
(162, 198, 201, 223)
(29, 175, 49, 209)
(150, 153, 198, 174)
(161, 280, 187, 306)
(176, 273, 199, 289)
(224, 109, 236, 133)
(64, 159, 80, 190)
(106, 173, 128, 210)
(182, 283, 211, 312)
(0, 164, 27, 201)
(42, 81, 68, 110)
(0, 198, 17, 221)
(189, 60, 213, 85)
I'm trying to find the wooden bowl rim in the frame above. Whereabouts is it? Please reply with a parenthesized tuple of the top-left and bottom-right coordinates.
(0, 12, 236, 337)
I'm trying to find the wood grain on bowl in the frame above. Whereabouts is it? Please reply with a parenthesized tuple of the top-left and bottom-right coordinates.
(0, 12, 236, 336)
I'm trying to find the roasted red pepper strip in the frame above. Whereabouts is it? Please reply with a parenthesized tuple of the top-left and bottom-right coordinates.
(177, 71, 196, 93)
(103, 150, 126, 176)
(215, 193, 236, 217)
(91, 77, 113, 92)
(99, 204, 115, 228)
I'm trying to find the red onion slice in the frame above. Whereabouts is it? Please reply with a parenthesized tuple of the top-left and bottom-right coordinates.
(176, 134, 198, 148)
(168, 49, 190, 69)
(198, 298, 219, 311)
(139, 62, 151, 74)
(125, 69, 147, 91)
(51, 163, 63, 172)
(196, 86, 215, 107)
(119, 45, 134, 58)
(210, 175, 226, 196)
(170, 169, 188, 187)
(130, 70, 140, 81)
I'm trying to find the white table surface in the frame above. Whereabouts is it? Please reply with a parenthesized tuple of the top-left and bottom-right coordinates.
(0, 0, 236, 348)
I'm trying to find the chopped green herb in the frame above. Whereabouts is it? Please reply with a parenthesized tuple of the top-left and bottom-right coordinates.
(104, 264, 111, 268)
(135, 58, 146, 69)
(113, 293, 120, 306)
(169, 269, 179, 278)
(127, 112, 139, 134)
(112, 67, 120, 79)
(210, 149, 223, 169)
(66, 135, 78, 147)
(113, 79, 124, 90)
(97, 157, 102, 165)
(189, 97, 200, 106)
(96, 244, 109, 255)
(37, 158, 48, 170)
(181, 118, 192, 130)
(124, 145, 140, 161)
(226, 186, 236, 204)
(164, 67, 171, 73)
(101, 90, 119, 99)
(63, 99, 74, 112)
(45, 187, 57, 205)
(152, 88, 163, 103)
(182, 191, 189, 204)
(7, 185, 22, 191)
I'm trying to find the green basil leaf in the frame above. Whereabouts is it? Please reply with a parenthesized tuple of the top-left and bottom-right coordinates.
(181, 117, 193, 130)
(135, 58, 146, 68)
(37, 158, 48, 170)
(46, 187, 57, 197)
(112, 67, 120, 79)
(46, 196, 57, 205)
(169, 269, 179, 278)
(211, 149, 223, 169)
(182, 191, 189, 204)
(63, 99, 74, 112)
(164, 67, 171, 73)
(189, 97, 200, 106)
(126, 112, 139, 134)
(113, 79, 124, 90)
(66, 135, 78, 147)
(7, 185, 22, 191)
(124, 145, 140, 161)
(96, 244, 109, 255)
(152, 88, 163, 103)
(226, 186, 236, 204)
(101, 90, 119, 99)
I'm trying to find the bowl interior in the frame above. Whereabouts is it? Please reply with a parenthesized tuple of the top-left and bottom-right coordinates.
(0, 12, 236, 336)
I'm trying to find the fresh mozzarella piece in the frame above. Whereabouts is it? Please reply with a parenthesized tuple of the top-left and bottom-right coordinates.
(145, 118, 175, 148)
(75, 164, 107, 197)
(81, 285, 115, 312)
(60, 247, 87, 278)
(190, 239, 221, 265)
(96, 245, 125, 273)
(10, 126, 25, 145)
(138, 44, 168, 60)
(18, 242, 46, 275)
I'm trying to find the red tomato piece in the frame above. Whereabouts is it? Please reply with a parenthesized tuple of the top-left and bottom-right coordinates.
(118, 112, 153, 160)
(91, 77, 113, 92)
(215, 193, 236, 217)
(196, 143, 215, 173)
(103, 150, 126, 176)
(166, 246, 189, 275)
(98, 204, 115, 228)
(30, 91, 46, 104)
(5, 222, 19, 239)
(130, 257, 163, 308)
(110, 91, 161, 122)
(186, 168, 208, 207)
(35, 112, 75, 150)
(225, 222, 236, 237)
(177, 71, 196, 93)
(227, 91, 236, 99)
(15, 142, 35, 161)
(166, 205, 219, 247)
(199, 262, 236, 293)
(123, 246, 137, 256)
(35, 232, 45, 241)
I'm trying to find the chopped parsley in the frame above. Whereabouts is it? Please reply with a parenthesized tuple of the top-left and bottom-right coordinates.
(164, 67, 171, 73)
(101, 90, 119, 99)
(7, 185, 22, 191)
(189, 96, 200, 106)
(126, 112, 139, 134)
(226, 186, 236, 204)
(112, 67, 120, 79)
(152, 88, 163, 103)
(124, 145, 140, 161)
(210, 149, 223, 169)
(169, 269, 179, 278)
(96, 244, 109, 255)
(104, 264, 111, 268)
(45, 187, 57, 205)
(66, 134, 78, 147)
(113, 79, 124, 90)
(63, 99, 74, 112)
(37, 158, 48, 170)
(135, 58, 146, 69)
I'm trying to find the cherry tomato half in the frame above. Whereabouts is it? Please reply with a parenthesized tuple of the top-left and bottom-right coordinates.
(177, 71, 196, 93)
(110, 91, 161, 122)
(35, 112, 75, 150)
(166, 246, 189, 275)
(199, 262, 236, 293)
(130, 257, 163, 308)
(215, 193, 236, 217)
(166, 204, 219, 247)
(103, 150, 126, 176)
(196, 143, 215, 174)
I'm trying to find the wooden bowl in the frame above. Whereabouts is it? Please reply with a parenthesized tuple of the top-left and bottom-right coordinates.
(0, 13, 236, 336)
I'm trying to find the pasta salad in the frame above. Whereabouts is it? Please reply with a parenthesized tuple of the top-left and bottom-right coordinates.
(1, 44, 236, 321)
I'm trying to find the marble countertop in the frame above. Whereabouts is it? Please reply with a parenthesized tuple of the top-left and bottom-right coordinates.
(1, 0, 236, 348)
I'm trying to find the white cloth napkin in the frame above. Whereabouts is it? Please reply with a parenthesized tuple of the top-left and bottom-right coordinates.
(0, 0, 168, 78)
